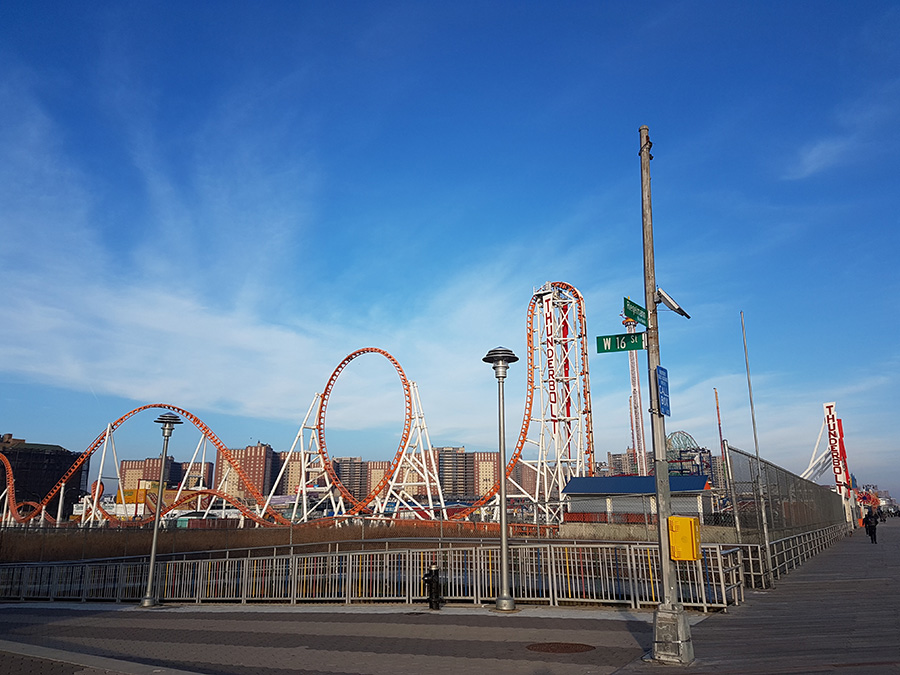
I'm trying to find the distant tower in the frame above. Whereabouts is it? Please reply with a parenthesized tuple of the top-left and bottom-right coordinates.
(623, 316, 649, 475)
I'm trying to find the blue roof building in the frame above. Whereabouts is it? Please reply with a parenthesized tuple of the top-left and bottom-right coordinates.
(563, 475, 711, 496)
(562, 475, 713, 526)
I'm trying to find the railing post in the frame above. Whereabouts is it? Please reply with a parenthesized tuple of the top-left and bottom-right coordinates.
(241, 558, 248, 604)
(20, 566, 29, 602)
(475, 546, 483, 605)
(404, 550, 411, 605)
(626, 544, 638, 609)
(290, 553, 298, 605)
(50, 564, 59, 602)
(548, 544, 557, 607)
(80, 564, 88, 603)
(697, 556, 708, 612)
(113, 564, 122, 603)
(716, 548, 727, 608)
(344, 553, 351, 605)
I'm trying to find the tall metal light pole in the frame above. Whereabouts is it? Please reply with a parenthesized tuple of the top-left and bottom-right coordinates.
(639, 126, 693, 664)
(483, 346, 517, 612)
(741, 311, 772, 587)
(140, 412, 182, 608)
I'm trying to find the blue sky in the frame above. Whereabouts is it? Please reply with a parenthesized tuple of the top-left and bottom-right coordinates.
(1, 2, 898, 497)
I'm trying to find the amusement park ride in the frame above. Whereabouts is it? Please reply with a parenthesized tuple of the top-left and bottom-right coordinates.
(1, 280, 873, 530)
(1, 281, 598, 529)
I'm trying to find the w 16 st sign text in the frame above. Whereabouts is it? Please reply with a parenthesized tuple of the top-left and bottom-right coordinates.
(596, 332, 647, 353)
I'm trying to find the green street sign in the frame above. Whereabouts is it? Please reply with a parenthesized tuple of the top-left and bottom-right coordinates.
(624, 297, 648, 326)
(596, 331, 647, 353)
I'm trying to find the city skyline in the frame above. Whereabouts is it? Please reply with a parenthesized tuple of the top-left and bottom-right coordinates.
(1, 3, 898, 496)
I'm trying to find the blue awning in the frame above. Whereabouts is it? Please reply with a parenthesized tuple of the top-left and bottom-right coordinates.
(563, 475, 710, 496)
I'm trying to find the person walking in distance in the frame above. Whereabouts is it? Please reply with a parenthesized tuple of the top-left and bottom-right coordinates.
(863, 510, 878, 544)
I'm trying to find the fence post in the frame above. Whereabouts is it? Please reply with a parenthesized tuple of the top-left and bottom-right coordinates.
(20, 566, 29, 602)
(548, 544, 557, 606)
(344, 553, 351, 605)
(474, 546, 482, 605)
(114, 564, 122, 603)
(241, 558, 249, 604)
(626, 544, 637, 609)
(50, 564, 59, 602)
(697, 556, 708, 612)
(290, 554, 298, 605)
(404, 550, 410, 605)
(80, 564, 88, 603)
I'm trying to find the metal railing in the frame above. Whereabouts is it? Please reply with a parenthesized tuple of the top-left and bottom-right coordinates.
(1, 522, 851, 603)
(0, 541, 743, 612)
(730, 522, 851, 588)
(769, 523, 849, 580)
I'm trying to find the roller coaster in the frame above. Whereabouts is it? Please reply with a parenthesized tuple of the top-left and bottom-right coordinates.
(1, 281, 596, 527)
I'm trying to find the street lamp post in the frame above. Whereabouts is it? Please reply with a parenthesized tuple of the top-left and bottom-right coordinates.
(483, 346, 518, 612)
(140, 412, 182, 608)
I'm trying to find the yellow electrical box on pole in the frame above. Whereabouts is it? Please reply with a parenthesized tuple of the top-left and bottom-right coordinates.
(668, 515, 700, 561)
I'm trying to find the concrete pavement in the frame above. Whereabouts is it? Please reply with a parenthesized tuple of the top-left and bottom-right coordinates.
(0, 602, 667, 675)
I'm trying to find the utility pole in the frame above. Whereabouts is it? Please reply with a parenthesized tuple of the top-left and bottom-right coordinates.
(639, 125, 693, 664)
(741, 311, 773, 586)
(715, 388, 742, 544)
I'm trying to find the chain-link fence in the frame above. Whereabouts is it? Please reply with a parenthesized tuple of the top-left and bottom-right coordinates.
(723, 443, 846, 544)
(563, 444, 848, 550)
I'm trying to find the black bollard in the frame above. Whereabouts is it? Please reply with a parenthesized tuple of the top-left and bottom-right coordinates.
(422, 563, 441, 610)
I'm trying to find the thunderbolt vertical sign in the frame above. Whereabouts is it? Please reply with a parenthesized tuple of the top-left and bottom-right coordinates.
(543, 295, 559, 436)
(823, 402, 849, 499)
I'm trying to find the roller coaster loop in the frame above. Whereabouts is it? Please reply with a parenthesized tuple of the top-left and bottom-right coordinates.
(315, 347, 414, 516)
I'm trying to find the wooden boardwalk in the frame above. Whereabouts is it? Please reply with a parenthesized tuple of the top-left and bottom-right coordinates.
(618, 518, 900, 674)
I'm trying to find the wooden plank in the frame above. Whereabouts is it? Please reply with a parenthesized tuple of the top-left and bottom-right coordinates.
(618, 519, 900, 673)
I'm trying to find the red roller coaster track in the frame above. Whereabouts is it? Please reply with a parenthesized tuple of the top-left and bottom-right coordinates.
(2, 282, 594, 527)
(448, 280, 594, 520)
(0, 403, 290, 526)
(0, 451, 53, 523)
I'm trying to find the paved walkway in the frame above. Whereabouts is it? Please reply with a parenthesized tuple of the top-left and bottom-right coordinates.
(0, 603, 665, 675)
(0, 520, 896, 675)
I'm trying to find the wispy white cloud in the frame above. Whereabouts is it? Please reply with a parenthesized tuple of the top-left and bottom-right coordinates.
(0, 70, 546, 452)
(783, 136, 856, 181)
(783, 78, 900, 180)
(2, 4, 898, 494)
(0, 75, 104, 268)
